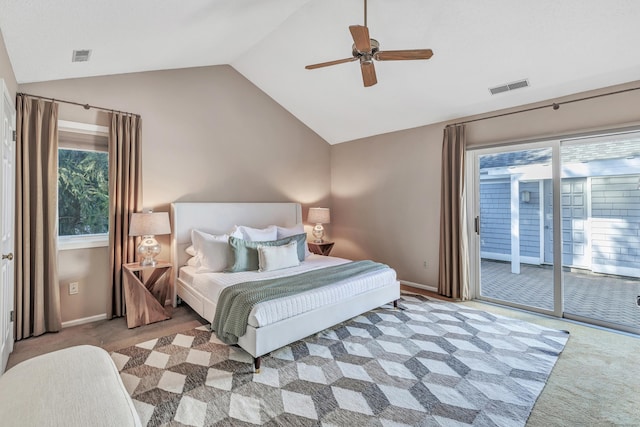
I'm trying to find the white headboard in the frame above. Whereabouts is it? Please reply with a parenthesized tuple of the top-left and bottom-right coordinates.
(170, 202, 302, 301)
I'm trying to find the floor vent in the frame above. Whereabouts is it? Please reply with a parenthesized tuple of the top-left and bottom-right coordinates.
(489, 79, 529, 95)
(72, 49, 92, 62)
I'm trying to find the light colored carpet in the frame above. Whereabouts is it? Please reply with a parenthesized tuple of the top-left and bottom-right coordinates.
(9, 295, 639, 425)
(112, 294, 568, 426)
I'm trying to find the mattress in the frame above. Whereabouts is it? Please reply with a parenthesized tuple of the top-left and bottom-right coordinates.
(179, 254, 397, 328)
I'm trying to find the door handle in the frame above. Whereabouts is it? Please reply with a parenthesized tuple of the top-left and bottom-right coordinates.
(474, 216, 480, 235)
(2, 253, 13, 261)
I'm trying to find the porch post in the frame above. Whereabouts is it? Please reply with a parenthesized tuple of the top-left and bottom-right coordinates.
(510, 175, 520, 274)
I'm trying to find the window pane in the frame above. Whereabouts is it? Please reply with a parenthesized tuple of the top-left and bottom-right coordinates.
(58, 148, 109, 236)
(478, 147, 554, 311)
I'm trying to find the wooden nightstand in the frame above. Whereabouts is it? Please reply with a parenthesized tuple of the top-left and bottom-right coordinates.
(122, 261, 172, 328)
(308, 241, 334, 256)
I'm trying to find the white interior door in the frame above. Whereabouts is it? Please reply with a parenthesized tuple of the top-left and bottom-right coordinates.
(1, 80, 16, 373)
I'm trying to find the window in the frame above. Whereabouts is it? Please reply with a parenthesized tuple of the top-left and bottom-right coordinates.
(57, 121, 109, 250)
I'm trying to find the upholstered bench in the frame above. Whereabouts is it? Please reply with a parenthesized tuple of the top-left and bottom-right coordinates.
(0, 345, 141, 427)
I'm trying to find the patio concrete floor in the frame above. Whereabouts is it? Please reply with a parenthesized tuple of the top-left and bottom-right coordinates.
(480, 259, 640, 333)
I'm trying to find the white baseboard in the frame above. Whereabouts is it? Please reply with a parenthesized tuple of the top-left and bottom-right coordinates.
(400, 280, 438, 293)
(62, 313, 107, 328)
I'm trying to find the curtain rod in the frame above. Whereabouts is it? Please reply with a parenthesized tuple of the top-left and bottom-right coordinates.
(17, 92, 140, 118)
(447, 85, 640, 127)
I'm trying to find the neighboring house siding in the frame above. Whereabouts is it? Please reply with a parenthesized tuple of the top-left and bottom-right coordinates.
(480, 180, 540, 261)
(519, 181, 540, 259)
(480, 181, 511, 257)
(591, 175, 640, 275)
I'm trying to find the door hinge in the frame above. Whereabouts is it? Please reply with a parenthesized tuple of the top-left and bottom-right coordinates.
(474, 216, 480, 235)
(10, 310, 14, 322)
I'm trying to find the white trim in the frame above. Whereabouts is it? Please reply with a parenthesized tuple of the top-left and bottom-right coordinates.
(61, 313, 107, 328)
(510, 175, 520, 274)
(592, 264, 640, 279)
(58, 119, 108, 136)
(400, 280, 438, 293)
(538, 180, 545, 263)
(58, 234, 109, 251)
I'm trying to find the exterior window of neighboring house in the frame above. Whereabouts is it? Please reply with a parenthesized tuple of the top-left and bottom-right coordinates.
(57, 121, 110, 250)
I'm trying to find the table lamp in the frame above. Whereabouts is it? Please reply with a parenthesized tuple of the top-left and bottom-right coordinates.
(307, 207, 330, 243)
(129, 212, 171, 266)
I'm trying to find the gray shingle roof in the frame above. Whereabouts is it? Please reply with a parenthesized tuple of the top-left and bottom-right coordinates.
(480, 137, 640, 170)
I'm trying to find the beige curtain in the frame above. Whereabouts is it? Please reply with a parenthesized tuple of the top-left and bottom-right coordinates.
(107, 113, 142, 319)
(438, 124, 470, 300)
(15, 95, 62, 340)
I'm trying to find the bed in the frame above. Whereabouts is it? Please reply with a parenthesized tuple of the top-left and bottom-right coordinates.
(171, 202, 400, 371)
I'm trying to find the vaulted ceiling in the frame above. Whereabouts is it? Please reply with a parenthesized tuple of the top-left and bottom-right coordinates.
(1, 0, 639, 144)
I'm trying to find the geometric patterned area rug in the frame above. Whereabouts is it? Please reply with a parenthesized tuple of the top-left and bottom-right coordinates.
(111, 294, 569, 426)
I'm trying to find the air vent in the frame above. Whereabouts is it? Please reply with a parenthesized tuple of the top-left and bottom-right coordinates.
(72, 49, 92, 62)
(489, 79, 529, 95)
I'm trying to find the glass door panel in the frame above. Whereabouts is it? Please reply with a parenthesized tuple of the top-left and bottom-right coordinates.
(478, 146, 555, 312)
(561, 133, 640, 333)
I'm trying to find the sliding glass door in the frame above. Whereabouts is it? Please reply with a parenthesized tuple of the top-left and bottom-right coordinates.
(560, 133, 640, 333)
(472, 143, 558, 315)
(469, 130, 640, 333)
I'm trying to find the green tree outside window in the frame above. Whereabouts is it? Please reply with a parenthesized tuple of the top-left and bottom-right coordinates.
(58, 149, 109, 236)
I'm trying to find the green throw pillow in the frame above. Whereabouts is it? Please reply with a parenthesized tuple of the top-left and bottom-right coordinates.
(227, 233, 307, 272)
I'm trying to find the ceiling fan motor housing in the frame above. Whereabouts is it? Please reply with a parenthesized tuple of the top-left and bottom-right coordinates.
(352, 39, 379, 57)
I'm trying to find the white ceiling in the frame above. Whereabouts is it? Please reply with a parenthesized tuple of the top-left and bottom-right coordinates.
(1, 0, 640, 144)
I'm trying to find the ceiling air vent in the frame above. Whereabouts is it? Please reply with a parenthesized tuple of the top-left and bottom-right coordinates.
(72, 49, 92, 62)
(489, 78, 529, 95)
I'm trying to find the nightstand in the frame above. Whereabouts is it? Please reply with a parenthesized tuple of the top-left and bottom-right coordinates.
(308, 241, 334, 256)
(122, 261, 172, 328)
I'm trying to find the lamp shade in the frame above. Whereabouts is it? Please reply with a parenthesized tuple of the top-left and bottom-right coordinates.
(307, 207, 330, 224)
(129, 212, 171, 236)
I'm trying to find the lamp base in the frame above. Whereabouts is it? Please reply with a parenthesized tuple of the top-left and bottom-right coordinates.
(137, 235, 161, 267)
(139, 258, 158, 267)
(312, 224, 325, 243)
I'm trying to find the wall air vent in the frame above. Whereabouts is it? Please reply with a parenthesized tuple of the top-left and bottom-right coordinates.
(72, 49, 92, 62)
(489, 78, 529, 95)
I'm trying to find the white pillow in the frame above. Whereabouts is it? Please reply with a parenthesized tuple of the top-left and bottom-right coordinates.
(191, 229, 232, 272)
(233, 225, 278, 242)
(186, 256, 200, 267)
(258, 241, 300, 272)
(185, 245, 197, 256)
(277, 224, 311, 258)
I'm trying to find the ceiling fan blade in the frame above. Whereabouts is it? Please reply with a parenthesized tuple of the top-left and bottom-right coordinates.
(360, 61, 377, 87)
(374, 49, 434, 61)
(349, 25, 371, 52)
(305, 57, 358, 70)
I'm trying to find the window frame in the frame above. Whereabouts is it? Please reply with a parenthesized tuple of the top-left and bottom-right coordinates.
(57, 120, 110, 251)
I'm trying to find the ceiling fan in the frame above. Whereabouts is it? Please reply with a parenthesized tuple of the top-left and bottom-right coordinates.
(305, 0, 434, 87)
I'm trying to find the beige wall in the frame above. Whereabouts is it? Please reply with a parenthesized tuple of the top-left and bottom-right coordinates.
(0, 29, 17, 99)
(330, 80, 640, 289)
(21, 65, 331, 323)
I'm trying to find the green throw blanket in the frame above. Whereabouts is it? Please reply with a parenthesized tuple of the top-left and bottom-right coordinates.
(212, 260, 389, 344)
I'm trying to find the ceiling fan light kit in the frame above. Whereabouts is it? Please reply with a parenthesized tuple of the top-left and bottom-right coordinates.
(305, 0, 434, 87)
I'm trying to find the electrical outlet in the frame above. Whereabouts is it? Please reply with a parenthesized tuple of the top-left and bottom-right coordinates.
(69, 282, 79, 295)
(423, 261, 428, 269)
